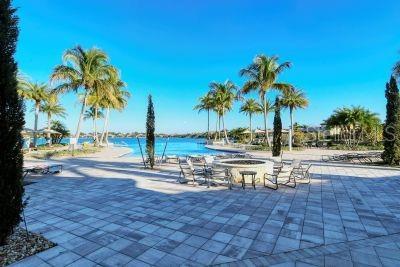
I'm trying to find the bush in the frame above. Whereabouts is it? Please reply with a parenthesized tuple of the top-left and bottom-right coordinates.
(0, 0, 24, 245)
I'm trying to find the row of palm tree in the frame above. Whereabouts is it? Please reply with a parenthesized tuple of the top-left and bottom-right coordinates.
(195, 54, 309, 151)
(17, 79, 66, 146)
(325, 106, 381, 148)
(18, 46, 130, 148)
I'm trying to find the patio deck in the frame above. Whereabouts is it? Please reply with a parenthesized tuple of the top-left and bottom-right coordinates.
(11, 156, 400, 266)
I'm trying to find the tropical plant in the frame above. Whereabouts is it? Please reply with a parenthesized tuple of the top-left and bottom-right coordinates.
(98, 71, 130, 146)
(325, 106, 381, 149)
(281, 88, 309, 151)
(209, 80, 238, 144)
(240, 99, 263, 142)
(194, 92, 214, 140)
(39, 93, 66, 145)
(17, 78, 49, 146)
(240, 54, 292, 147)
(50, 120, 70, 144)
(228, 127, 247, 143)
(84, 107, 104, 143)
(382, 76, 400, 164)
(272, 97, 282, 156)
(146, 95, 155, 168)
(0, 0, 25, 245)
(50, 46, 117, 149)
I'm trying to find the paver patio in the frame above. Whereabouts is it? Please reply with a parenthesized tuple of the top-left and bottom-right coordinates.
(11, 156, 400, 266)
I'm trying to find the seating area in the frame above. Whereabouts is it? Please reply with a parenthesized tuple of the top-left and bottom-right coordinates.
(321, 151, 382, 163)
(18, 153, 400, 266)
(23, 164, 63, 179)
(177, 153, 311, 191)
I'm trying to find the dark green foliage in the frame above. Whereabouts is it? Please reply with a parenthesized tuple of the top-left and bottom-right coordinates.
(228, 127, 247, 143)
(272, 97, 282, 157)
(51, 120, 70, 144)
(146, 95, 155, 168)
(382, 76, 400, 164)
(0, 0, 24, 245)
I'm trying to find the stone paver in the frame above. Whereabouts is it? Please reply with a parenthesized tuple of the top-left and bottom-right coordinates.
(14, 155, 400, 266)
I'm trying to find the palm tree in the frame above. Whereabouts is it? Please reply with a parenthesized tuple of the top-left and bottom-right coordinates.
(84, 106, 104, 142)
(209, 80, 238, 144)
(39, 93, 66, 146)
(240, 99, 263, 142)
(281, 88, 309, 151)
(17, 78, 49, 146)
(194, 92, 214, 140)
(240, 55, 292, 147)
(325, 106, 380, 148)
(96, 71, 130, 146)
(50, 46, 117, 149)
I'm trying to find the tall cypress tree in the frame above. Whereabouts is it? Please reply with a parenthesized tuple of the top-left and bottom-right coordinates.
(382, 76, 400, 164)
(146, 95, 155, 168)
(0, 0, 25, 245)
(272, 97, 282, 156)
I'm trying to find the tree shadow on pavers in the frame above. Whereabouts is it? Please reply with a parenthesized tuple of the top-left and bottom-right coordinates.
(23, 173, 281, 265)
(22, 157, 400, 265)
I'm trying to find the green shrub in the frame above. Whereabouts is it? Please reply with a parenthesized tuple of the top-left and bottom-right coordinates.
(0, 0, 24, 245)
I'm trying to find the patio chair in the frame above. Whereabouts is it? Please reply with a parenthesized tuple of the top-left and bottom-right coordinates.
(165, 154, 179, 163)
(178, 158, 206, 185)
(277, 159, 302, 188)
(263, 160, 279, 190)
(297, 163, 312, 184)
(231, 153, 252, 159)
(321, 154, 347, 162)
(271, 151, 284, 172)
(23, 164, 63, 179)
(203, 155, 233, 189)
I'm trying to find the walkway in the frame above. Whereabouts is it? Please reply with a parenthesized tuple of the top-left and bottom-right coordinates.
(11, 157, 400, 266)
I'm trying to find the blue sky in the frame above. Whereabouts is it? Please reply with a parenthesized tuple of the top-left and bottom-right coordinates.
(15, 0, 400, 134)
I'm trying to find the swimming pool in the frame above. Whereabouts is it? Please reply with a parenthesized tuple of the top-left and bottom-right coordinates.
(109, 137, 220, 157)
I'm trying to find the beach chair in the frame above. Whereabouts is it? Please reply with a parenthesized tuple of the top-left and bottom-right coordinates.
(178, 158, 206, 185)
(23, 164, 63, 179)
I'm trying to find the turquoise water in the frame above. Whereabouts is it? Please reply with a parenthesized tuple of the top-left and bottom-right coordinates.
(31, 137, 219, 157)
(110, 137, 219, 157)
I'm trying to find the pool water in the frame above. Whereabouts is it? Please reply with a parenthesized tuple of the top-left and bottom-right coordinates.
(109, 137, 219, 157)
(28, 137, 219, 157)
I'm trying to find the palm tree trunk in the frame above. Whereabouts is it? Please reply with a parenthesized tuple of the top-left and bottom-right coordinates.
(94, 106, 98, 146)
(289, 108, 293, 151)
(207, 109, 210, 140)
(100, 106, 109, 145)
(104, 107, 110, 146)
(218, 115, 221, 140)
(249, 113, 253, 143)
(222, 109, 229, 144)
(33, 102, 40, 147)
(92, 118, 96, 143)
(73, 90, 89, 152)
(47, 113, 52, 146)
(262, 96, 271, 147)
(214, 113, 218, 141)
